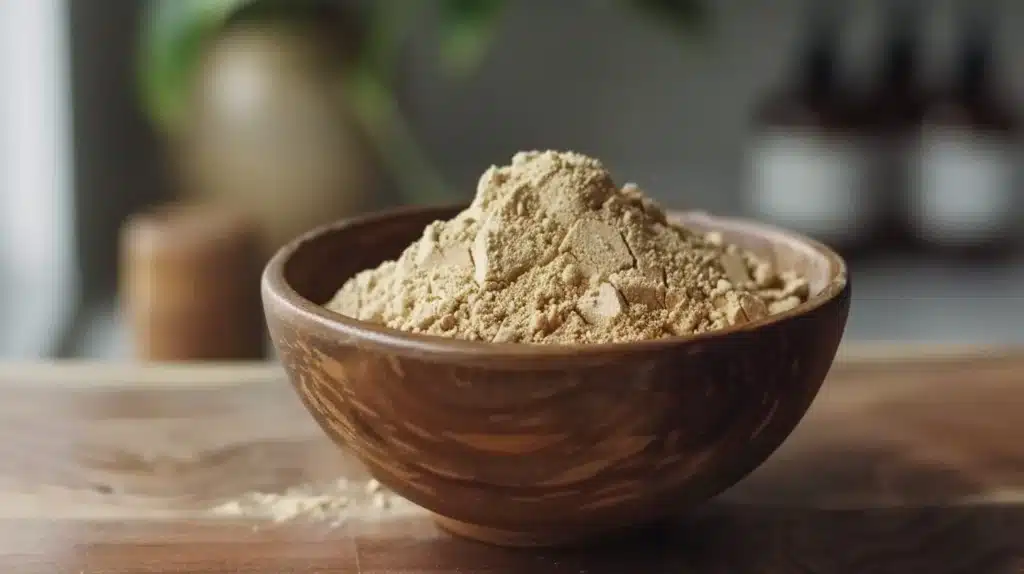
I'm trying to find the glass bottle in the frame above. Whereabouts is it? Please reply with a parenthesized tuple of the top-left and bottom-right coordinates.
(909, 2, 1020, 255)
(745, 1, 877, 254)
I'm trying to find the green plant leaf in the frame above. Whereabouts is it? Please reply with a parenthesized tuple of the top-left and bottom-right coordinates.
(138, 0, 259, 134)
(437, 0, 506, 78)
(358, 0, 425, 87)
(626, 0, 709, 36)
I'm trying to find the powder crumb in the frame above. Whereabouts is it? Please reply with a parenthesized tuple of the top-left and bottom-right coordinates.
(326, 150, 812, 344)
(209, 478, 414, 527)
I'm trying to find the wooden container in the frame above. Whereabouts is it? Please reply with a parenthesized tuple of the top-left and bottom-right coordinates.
(262, 205, 852, 547)
(120, 203, 265, 361)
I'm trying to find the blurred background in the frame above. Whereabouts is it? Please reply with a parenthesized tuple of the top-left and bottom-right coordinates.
(1, 0, 1022, 361)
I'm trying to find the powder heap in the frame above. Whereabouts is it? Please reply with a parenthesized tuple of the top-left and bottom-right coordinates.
(327, 150, 809, 344)
(209, 478, 416, 527)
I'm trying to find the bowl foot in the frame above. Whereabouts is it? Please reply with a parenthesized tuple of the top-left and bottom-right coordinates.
(432, 514, 593, 548)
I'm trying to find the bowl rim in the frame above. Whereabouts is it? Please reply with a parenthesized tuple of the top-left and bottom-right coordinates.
(262, 203, 849, 359)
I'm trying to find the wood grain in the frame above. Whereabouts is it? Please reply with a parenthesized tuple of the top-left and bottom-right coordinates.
(0, 348, 1020, 572)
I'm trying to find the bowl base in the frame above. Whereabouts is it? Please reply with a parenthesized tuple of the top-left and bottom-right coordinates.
(432, 513, 594, 548)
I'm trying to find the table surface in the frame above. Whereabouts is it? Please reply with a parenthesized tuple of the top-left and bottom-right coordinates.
(0, 346, 1022, 573)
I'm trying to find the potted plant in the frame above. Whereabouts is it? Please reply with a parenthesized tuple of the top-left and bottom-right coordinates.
(138, 0, 707, 255)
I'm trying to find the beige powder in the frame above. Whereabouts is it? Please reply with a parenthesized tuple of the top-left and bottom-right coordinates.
(209, 478, 418, 527)
(326, 150, 810, 344)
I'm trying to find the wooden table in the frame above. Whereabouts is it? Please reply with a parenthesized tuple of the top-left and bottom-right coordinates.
(0, 345, 1022, 573)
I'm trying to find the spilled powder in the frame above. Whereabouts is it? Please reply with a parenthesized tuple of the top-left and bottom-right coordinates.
(209, 478, 419, 528)
(327, 150, 810, 344)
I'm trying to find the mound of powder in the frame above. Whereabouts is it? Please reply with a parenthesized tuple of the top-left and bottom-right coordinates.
(326, 150, 810, 344)
(210, 478, 418, 528)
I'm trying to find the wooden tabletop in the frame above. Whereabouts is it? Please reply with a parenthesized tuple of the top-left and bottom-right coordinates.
(0, 345, 1022, 573)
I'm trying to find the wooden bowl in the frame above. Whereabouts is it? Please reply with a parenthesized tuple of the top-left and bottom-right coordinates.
(262, 205, 851, 547)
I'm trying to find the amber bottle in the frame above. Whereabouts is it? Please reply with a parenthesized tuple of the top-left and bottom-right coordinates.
(746, 2, 878, 255)
(908, 4, 1020, 256)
